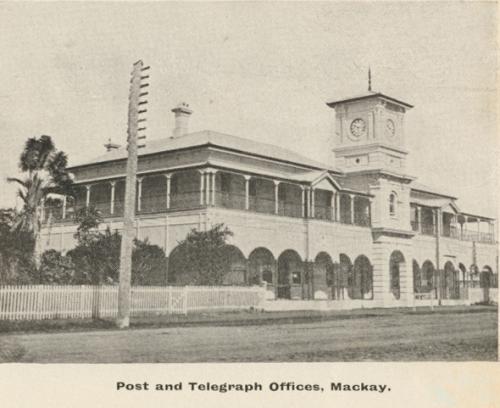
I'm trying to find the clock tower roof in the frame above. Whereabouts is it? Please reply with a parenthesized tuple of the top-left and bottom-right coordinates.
(326, 91, 413, 110)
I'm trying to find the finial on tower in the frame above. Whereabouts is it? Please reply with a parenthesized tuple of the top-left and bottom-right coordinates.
(368, 66, 372, 92)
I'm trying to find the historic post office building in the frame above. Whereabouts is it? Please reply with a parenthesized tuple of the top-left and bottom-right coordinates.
(41, 90, 498, 307)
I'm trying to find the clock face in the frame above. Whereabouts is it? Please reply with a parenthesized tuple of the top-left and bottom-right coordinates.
(349, 118, 366, 140)
(385, 119, 396, 139)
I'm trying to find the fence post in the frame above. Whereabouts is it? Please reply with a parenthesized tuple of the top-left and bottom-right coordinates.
(37, 285, 43, 320)
(167, 286, 173, 315)
(183, 286, 188, 315)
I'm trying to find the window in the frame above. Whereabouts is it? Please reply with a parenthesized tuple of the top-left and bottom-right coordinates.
(389, 192, 397, 216)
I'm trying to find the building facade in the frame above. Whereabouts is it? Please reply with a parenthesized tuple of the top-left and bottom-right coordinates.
(40, 91, 498, 307)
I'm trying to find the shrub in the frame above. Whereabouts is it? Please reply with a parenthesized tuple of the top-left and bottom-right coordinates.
(168, 224, 234, 285)
(37, 249, 75, 284)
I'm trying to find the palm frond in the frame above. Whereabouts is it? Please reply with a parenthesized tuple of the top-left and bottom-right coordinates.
(37, 135, 56, 169)
(6, 177, 27, 187)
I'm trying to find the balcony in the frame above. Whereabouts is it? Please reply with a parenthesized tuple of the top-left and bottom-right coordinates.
(41, 172, 372, 229)
(411, 217, 495, 244)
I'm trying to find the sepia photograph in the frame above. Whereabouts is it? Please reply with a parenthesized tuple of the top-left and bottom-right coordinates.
(0, 2, 498, 401)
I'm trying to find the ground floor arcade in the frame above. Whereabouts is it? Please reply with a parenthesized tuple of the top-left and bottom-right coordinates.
(167, 243, 497, 303)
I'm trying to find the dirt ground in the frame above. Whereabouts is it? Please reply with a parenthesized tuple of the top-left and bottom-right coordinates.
(0, 307, 497, 363)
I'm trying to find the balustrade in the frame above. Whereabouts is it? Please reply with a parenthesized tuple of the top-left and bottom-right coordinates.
(41, 173, 376, 228)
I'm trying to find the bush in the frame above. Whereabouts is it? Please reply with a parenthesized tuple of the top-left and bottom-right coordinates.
(168, 224, 234, 285)
(0, 208, 36, 284)
(64, 229, 167, 285)
(132, 239, 168, 285)
(37, 249, 75, 284)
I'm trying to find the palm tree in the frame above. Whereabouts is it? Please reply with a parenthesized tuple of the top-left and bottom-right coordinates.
(8, 135, 73, 265)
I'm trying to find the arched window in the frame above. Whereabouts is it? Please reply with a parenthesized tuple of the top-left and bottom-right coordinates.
(389, 192, 397, 217)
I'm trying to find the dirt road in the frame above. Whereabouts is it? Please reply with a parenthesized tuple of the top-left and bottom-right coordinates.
(1, 309, 496, 362)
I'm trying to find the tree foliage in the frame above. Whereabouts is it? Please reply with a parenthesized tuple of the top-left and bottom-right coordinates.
(37, 249, 75, 284)
(168, 223, 234, 285)
(0, 208, 35, 284)
(35, 209, 168, 285)
(7, 135, 73, 265)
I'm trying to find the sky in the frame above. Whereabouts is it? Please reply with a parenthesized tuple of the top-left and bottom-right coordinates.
(0, 2, 497, 217)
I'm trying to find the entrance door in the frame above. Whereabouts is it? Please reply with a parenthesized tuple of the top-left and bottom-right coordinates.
(277, 266, 291, 299)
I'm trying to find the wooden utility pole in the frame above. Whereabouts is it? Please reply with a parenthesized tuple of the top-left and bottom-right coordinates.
(116, 60, 149, 329)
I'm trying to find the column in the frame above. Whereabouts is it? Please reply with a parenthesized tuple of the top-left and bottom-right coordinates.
(435, 208, 441, 236)
(62, 196, 67, 219)
(204, 172, 210, 206)
(110, 181, 116, 215)
(335, 192, 340, 222)
(165, 174, 171, 209)
(211, 171, 217, 206)
(305, 187, 310, 218)
(477, 218, 481, 241)
(350, 194, 355, 225)
(85, 185, 91, 207)
(417, 206, 422, 233)
(244, 175, 251, 210)
(274, 180, 280, 215)
(301, 186, 306, 218)
(137, 177, 143, 212)
(310, 188, 315, 218)
(368, 198, 372, 226)
(199, 170, 205, 206)
(330, 192, 335, 221)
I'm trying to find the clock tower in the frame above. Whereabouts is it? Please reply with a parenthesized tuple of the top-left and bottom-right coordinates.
(326, 91, 413, 174)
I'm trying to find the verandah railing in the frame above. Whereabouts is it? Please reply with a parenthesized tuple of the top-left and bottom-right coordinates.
(0, 285, 266, 321)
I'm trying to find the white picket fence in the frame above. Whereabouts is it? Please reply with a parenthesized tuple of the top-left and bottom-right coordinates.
(0, 285, 266, 321)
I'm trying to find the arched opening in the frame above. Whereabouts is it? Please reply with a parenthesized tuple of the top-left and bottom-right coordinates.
(168, 244, 247, 286)
(248, 247, 275, 287)
(338, 254, 352, 300)
(480, 266, 494, 288)
(222, 245, 247, 285)
(167, 245, 183, 285)
(389, 251, 405, 300)
(351, 255, 373, 300)
(314, 252, 334, 299)
(277, 250, 304, 299)
(444, 261, 459, 299)
(421, 260, 435, 296)
(458, 263, 467, 289)
(480, 266, 496, 303)
(413, 260, 421, 293)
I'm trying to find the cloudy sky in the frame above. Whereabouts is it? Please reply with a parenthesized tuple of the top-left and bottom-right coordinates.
(0, 2, 497, 217)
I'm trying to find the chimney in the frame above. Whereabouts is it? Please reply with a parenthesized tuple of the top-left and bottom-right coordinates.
(104, 138, 121, 152)
(171, 102, 193, 138)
